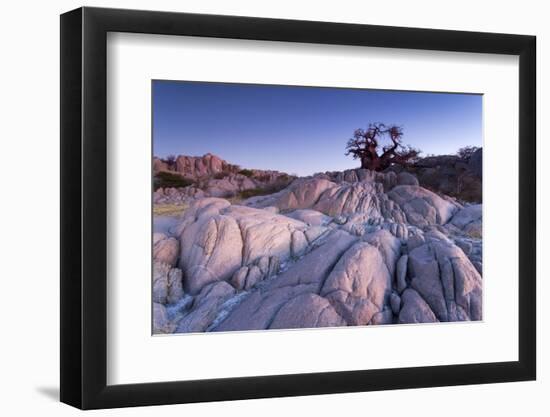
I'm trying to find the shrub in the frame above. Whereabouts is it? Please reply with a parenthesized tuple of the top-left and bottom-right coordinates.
(253, 173, 270, 182)
(456, 146, 480, 160)
(154, 171, 194, 190)
(238, 188, 270, 199)
(238, 169, 254, 177)
(212, 172, 228, 180)
(238, 175, 294, 199)
(227, 164, 241, 172)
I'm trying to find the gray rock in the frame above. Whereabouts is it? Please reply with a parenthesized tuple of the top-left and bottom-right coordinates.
(321, 240, 394, 326)
(408, 239, 482, 322)
(450, 204, 482, 230)
(251, 178, 337, 211)
(291, 230, 308, 257)
(398, 289, 438, 324)
(285, 209, 331, 226)
(313, 182, 388, 218)
(370, 309, 394, 325)
(390, 292, 401, 315)
(473, 261, 483, 275)
(204, 173, 257, 198)
(215, 230, 357, 331)
(224, 205, 306, 266)
(249, 178, 400, 222)
(153, 303, 176, 334)
(388, 185, 459, 227)
(304, 226, 329, 244)
(455, 239, 473, 256)
(323, 168, 397, 191)
(246, 177, 463, 231)
(333, 215, 348, 225)
(396, 254, 408, 294)
(152, 261, 184, 304)
(363, 229, 402, 277)
(256, 256, 269, 275)
(269, 293, 346, 329)
(380, 222, 409, 240)
(397, 172, 419, 186)
(159, 162, 483, 332)
(243, 265, 263, 289)
(267, 256, 280, 277)
(178, 198, 307, 294)
(153, 234, 179, 266)
(407, 234, 426, 252)
(230, 266, 250, 290)
(179, 213, 243, 294)
(176, 282, 235, 333)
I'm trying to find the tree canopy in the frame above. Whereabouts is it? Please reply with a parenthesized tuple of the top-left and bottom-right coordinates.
(345, 122, 420, 171)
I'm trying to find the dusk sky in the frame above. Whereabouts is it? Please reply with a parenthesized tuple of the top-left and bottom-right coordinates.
(153, 81, 482, 176)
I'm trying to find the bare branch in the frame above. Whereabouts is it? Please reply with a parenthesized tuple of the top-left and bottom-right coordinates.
(344, 123, 419, 171)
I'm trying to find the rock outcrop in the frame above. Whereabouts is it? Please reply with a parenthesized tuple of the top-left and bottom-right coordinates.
(153, 153, 237, 179)
(152, 161, 483, 334)
(388, 150, 482, 203)
(201, 173, 257, 197)
(152, 233, 184, 305)
(387, 185, 458, 227)
(176, 198, 314, 295)
(320, 233, 398, 326)
(398, 289, 438, 324)
(214, 229, 358, 331)
(269, 293, 346, 329)
(450, 204, 482, 237)
(152, 261, 184, 305)
(246, 176, 459, 229)
(153, 233, 179, 266)
(153, 153, 294, 202)
(153, 186, 206, 204)
(175, 281, 236, 333)
(406, 231, 482, 322)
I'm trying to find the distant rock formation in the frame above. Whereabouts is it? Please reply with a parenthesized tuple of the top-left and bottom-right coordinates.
(153, 153, 293, 201)
(311, 149, 482, 204)
(154, 153, 238, 179)
(387, 149, 482, 203)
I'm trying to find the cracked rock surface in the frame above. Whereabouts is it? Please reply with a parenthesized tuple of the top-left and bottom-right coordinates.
(152, 169, 483, 334)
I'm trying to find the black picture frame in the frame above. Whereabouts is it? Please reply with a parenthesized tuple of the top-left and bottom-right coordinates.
(60, 6, 536, 410)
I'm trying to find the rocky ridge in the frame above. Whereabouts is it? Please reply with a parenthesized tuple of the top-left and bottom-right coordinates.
(153, 153, 238, 179)
(153, 153, 293, 201)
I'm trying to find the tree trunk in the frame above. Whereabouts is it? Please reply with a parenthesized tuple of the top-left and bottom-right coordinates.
(361, 156, 384, 171)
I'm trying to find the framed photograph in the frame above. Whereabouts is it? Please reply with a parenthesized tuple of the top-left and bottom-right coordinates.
(60, 6, 536, 409)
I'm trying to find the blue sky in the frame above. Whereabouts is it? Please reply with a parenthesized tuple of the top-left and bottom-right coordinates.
(153, 80, 482, 176)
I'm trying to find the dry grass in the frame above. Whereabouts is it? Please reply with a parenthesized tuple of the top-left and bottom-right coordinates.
(465, 229, 482, 239)
(154, 171, 195, 190)
(153, 203, 189, 216)
(227, 196, 244, 205)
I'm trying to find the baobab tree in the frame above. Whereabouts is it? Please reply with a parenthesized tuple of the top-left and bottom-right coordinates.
(345, 122, 420, 171)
